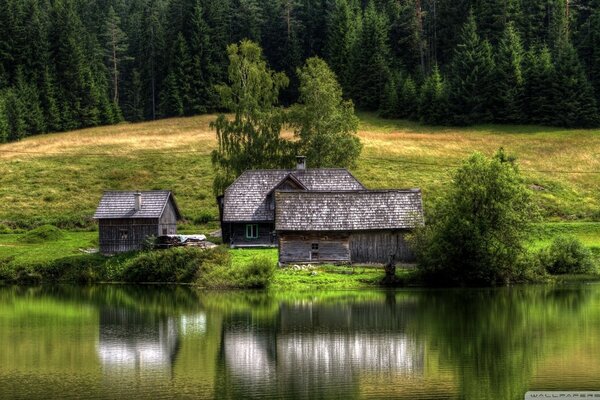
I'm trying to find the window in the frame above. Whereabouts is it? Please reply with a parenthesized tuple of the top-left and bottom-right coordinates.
(162, 228, 168, 235)
(119, 230, 129, 240)
(245, 224, 259, 239)
(311, 243, 319, 250)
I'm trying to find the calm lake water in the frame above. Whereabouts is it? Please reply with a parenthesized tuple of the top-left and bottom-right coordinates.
(1, 284, 599, 399)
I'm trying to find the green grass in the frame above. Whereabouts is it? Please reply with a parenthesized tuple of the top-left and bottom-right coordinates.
(0, 232, 97, 264)
(0, 113, 599, 232)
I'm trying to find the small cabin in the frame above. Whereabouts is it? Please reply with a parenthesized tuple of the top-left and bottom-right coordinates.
(275, 190, 424, 265)
(93, 190, 182, 254)
(218, 156, 365, 248)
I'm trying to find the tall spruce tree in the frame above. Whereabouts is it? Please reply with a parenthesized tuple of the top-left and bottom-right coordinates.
(160, 33, 192, 117)
(350, 1, 391, 110)
(325, 0, 359, 95)
(522, 46, 556, 125)
(447, 11, 495, 125)
(188, 1, 217, 113)
(419, 65, 448, 125)
(104, 6, 130, 110)
(493, 22, 524, 123)
(551, 41, 599, 127)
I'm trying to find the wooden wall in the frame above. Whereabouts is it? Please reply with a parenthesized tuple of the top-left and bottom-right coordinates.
(229, 223, 276, 247)
(278, 230, 415, 264)
(350, 230, 414, 264)
(158, 202, 178, 236)
(279, 232, 350, 264)
(99, 218, 159, 254)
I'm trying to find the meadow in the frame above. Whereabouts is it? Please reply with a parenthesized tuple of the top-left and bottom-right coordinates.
(0, 113, 599, 282)
(0, 113, 599, 232)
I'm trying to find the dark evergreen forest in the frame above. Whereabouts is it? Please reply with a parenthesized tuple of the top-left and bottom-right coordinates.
(2, 0, 600, 143)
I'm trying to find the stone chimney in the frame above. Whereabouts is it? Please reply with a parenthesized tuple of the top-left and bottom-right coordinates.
(134, 192, 142, 211)
(296, 156, 306, 170)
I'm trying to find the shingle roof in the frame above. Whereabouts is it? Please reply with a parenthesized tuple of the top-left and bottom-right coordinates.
(93, 190, 181, 220)
(222, 169, 365, 222)
(275, 190, 424, 231)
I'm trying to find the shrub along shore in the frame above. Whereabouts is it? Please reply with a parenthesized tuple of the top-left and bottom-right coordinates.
(0, 225, 598, 289)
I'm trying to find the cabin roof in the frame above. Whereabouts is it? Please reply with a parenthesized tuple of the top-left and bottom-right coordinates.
(222, 169, 365, 222)
(93, 190, 182, 220)
(275, 190, 424, 231)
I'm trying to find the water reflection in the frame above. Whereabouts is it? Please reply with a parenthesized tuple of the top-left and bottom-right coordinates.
(0, 285, 599, 399)
(97, 307, 180, 374)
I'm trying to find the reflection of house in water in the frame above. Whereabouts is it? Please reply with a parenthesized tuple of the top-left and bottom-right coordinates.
(220, 298, 424, 398)
(97, 308, 180, 376)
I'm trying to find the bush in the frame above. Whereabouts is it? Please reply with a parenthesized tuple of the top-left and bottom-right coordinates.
(193, 211, 215, 225)
(19, 225, 64, 244)
(539, 236, 596, 274)
(413, 150, 536, 286)
(196, 254, 276, 289)
(0, 223, 13, 234)
(121, 247, 229, 283)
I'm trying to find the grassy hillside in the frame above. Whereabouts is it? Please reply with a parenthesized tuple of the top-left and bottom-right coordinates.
(0, 113, 599, 231)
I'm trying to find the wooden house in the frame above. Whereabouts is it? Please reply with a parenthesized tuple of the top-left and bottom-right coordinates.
(275, 190, 424, 264)
(94, 190, 182, 254)
(218, 157, 364, 248)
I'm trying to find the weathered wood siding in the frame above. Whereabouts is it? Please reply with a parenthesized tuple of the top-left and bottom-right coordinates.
(158, 201, 178, 236)
(229, 223, 276, 247)
(350, 230, 414, 264)
(279, 232, 350, 264)
(99, 218, 159, 254)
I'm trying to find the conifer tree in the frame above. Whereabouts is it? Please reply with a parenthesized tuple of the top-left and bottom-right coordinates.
(325, 0, 359, 95)
(494, 22, 524, 123)
(398, 75, 419, 119)
(104, 6, 130, 109)
(351, 1, 391, 110)
(447, 11, 495, 125)
(419, 65, 448, 125)
(551, 41, 599, 127)
(160, 33, 192, 117)
(3, 88, 25, 141)
(588, 7, 600, 105)
(379, 73, 400, 118)
(14, 68, 45, 135)
(0, 92, 8, 142)
(522, 46, 556, 125)
(188, 1, 216, 114)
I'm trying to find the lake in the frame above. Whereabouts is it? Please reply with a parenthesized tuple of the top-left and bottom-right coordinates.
(0, 284, 599, 399)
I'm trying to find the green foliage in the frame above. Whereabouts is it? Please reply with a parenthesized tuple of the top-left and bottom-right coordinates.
(290, 57, 362, 168)
(550, 42, 599, 127)
(493, 22, 524, 123)
(350, 1, 390, 111)
(19, 225, 64, 244)
(447, 12, 495, 125)
(325, 0, 360, 94)
(121, 247, 213, 283)
(522, 46, 555, 125)
(196, 253, 275, 289)
(413, 149, 537, 286)
(419, 65, 448, 125)
(211, 40, 291, 195)
(539, 236, 596, 274)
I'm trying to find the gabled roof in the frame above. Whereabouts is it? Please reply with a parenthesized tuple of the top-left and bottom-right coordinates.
(222, 169, 365, 222)
(93, 190, 182, 220)
(275, 190, 424, 231)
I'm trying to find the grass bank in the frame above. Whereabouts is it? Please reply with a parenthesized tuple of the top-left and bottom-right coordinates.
(1, 114, 599, 232)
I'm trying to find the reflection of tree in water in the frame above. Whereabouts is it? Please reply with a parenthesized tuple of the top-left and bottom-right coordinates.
(215, 295, 425, 400)
(412, 286, 593, 399)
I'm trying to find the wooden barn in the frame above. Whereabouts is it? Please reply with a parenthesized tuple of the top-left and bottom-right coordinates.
(217, 156, 364, 248)
(94, 190, 181, 254)
(275, 190, 424, 265)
